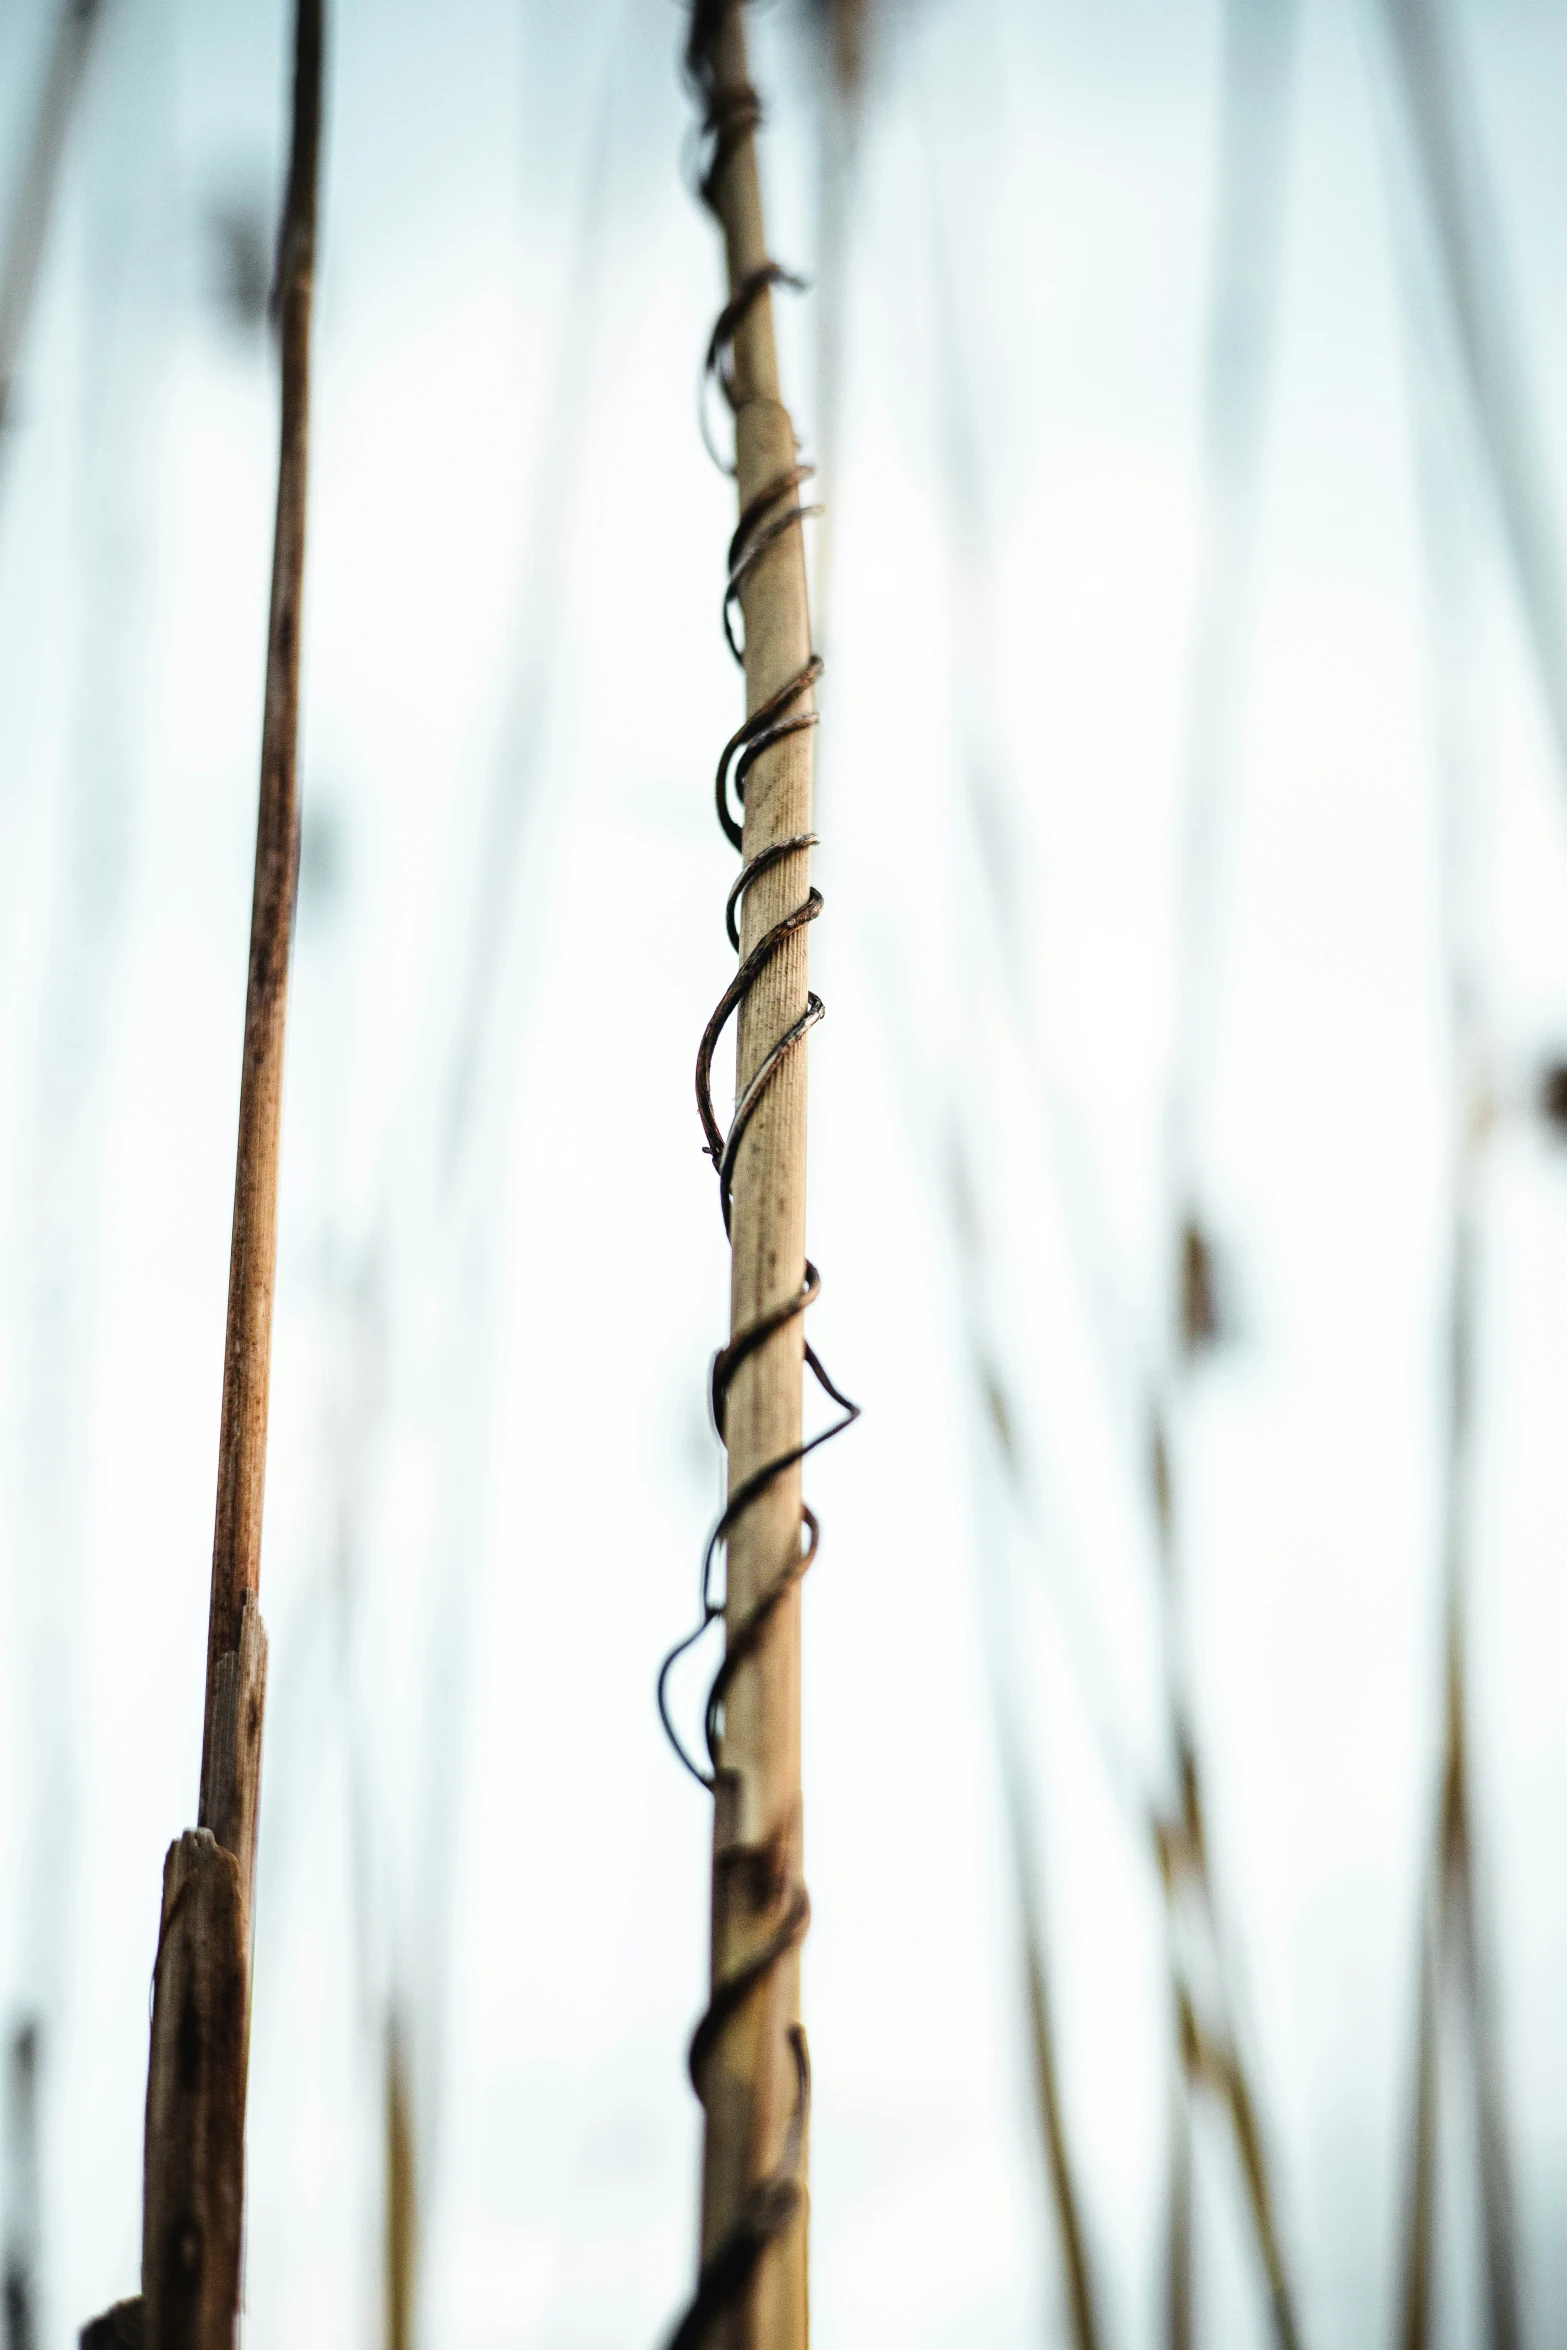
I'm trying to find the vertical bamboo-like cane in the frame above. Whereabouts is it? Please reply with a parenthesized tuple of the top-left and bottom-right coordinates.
(199, 0, 321, 1807)
(686, 8, 816, 2348)
(82, 10, 322, 2346)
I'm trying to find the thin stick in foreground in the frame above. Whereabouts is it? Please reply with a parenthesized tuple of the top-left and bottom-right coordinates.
(200, 0, 321, 1791)
(82, 6, 323, 2343)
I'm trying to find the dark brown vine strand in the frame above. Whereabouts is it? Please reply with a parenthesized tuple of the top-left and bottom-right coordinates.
(714, 658, 824, 849)
(725, 831, 817, 951)
(700, 264, 808, 472)
(684, 3, 762, 220)
(695, 875, 823, 1234)
(724, 464, 825, 659)
(658, 35, 858, 2330)
(657, 1277, 858, 1793)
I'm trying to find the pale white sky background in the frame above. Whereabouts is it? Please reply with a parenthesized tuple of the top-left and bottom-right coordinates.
(1, 2, 1567, 2346)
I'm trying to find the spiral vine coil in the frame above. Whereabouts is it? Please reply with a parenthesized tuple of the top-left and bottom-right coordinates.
(658, 17, 860, 2344)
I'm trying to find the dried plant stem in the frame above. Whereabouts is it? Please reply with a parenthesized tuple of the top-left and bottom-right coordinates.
(141, 1833, 249, 2350)
(688, 8, 817, 2347)
(947, 1145, 1103, 2350)
(385, 2013, 416, 2350)
(1388, 167, 1524, 2347)
(1399, 1633, 1523, 2350)
(918, 0, 1301, 2329)
(991, 1664, 1100, 2350)
(1391, 772, 1522, 2350)
(200, 0, 321, 1777)
(1379, 5, 1542, 2333)
(105, 7, 322, 2343)
(1168, 2076, 1194, 2350)
(915, 9, 1298, 2327)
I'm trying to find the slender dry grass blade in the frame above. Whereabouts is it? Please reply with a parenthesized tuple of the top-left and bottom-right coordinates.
(0, 0, 106, 449)
(949, 1158, 1105, 2350)
(200, 0, 323, 1753)
(1448, 1834, 1523, 2350)
(385, 2013, 416, 2350)
(1381, 157, 1528, 2342)
(1217, 2037, 1303, 2350)
(994, 1716, 1102, 2350)
(1397, 1887, 1440, 2350)
(3, 2021, 41, 2350)
(1167, 2075, 1193, 2350)
(1150, 4, 1306, 2336)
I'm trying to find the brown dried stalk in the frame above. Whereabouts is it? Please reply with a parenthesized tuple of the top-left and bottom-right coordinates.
(83, 7, 324, 2343)
(680, 7, 820, 2346)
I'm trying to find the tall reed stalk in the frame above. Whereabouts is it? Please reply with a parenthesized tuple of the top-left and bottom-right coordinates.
(83, 6, 323, 2341)
(676, 7, 823, 2345)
